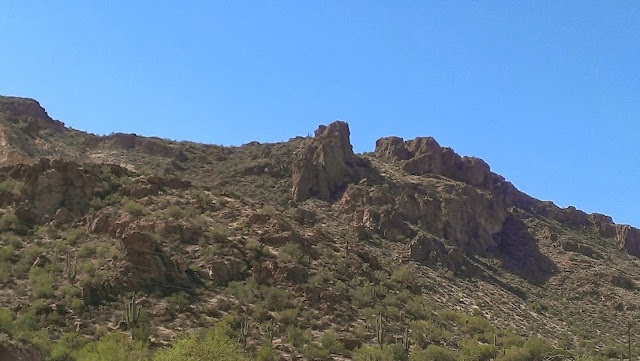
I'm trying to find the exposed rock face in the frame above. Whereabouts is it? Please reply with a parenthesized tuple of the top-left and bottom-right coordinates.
(9, 159, 126, 223)
(375, 136, 493, 188)
(493, 215, 557, 284)
(335, 180, 508, 252)
(410, 233, 465, 272)
(616, 224, 640, 258)
(120, 231, 191, 290)
(0, 96, 65, 132)
(102, 133, 188, 162)
(291, 121, 369, 201)
(0, 342, 43, 361)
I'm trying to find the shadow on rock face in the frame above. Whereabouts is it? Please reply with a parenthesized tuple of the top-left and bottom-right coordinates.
(492, 216, 558, 285)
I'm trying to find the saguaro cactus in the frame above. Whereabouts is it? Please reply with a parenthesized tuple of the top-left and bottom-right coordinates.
(376, 312, 385, 349)
(240, 314, 249, 351)
(64, 252, 77, 281)
(401, 326, 410, 352)
(125, 292, 141, 329)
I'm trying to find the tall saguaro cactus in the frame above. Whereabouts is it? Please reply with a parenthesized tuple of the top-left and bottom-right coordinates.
(64, 252, 77, 281)
(376, 312, 385, 349)
(240, 314, 249, 351)
(125, 292, 141, 329)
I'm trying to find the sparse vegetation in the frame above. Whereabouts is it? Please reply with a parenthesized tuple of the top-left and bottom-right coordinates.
(0, 99, 636, 360)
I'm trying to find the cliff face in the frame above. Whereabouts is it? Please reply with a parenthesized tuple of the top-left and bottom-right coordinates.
(1, 95, 640, 358)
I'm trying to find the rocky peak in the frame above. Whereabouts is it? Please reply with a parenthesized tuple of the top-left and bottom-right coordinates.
(0, 96, 64, 134)
(375, 135, 495, 188)
(291, 121, 368, 202)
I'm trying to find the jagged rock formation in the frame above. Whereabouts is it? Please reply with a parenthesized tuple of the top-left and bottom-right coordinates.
(3, 95, 640, 357)
(291, 121, 371, 201)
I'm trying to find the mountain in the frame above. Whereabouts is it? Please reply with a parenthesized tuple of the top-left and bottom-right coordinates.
(0, 95, 638, 361)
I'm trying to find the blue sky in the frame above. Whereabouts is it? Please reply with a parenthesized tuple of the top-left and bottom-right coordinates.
(1, 2, 639, 226)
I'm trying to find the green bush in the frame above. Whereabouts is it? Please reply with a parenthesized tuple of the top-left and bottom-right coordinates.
(277, 242, 304, 264)
(209, 226, 229, 243)
(412, 320, 450, 347)
(411, 345, 459, 361)
(166, 205, 183, 219)
(353, 346, 395, 361)
(319, 331, 344, 354)
(0, 212, 18, 231)
(124, 199, 145, 217)
(0, 178, 23, 195)
(74, 332, 150, 361)
(523, 338, 553, 361)
(301, 343, 330, 359)
(0, 307, 14, 336)
(461, 343, 497, 361)
(260, 285, 292, 311)
(29, 267, 55, 298)
(167, 291, 191, 313)
(498, 347, 532, 361)
(152, 326, 248, 361)
(276, 308, 299, 326)
(285, 325, 307, 347)
(256, 344, 278, 361)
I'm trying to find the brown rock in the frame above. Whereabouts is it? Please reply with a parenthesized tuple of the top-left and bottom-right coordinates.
(374, 136, 411, 161)
(206, 258, 245, 285)
(291, 121, 368, 201)
(0, 341, 44, 361)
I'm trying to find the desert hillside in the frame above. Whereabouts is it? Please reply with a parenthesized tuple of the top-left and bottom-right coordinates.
(1, 95, 639, 361)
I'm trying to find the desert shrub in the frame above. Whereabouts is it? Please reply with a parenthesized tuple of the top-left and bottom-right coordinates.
(277, 242, 304, 264)
(523, 338, 553, 361)
(285, 325, 307, 347)
(460, 343, 497, 361)
(256, 344, 278, 361)
(153, 326, 247, 361)
(166, 205, 183, 219)
(258, 205, 276, 215)
(0, 260, 11, 284)
(412, 320, 450, 347)
(464, 316, 494, 336)
(74, 332, 150, 361)
(77, 244, 96, 258)
(0, 307, 14, 336)
(227, 279, 258, 304)
(498, 347, 531, 361)
(167, 291, 191, 313)
(123, 199, 145, 217)
(2, 233, 21, 248)
(0, 211, 18, 231)
(0, 178, 23, 195)
(48, 342, 74, 361)
(66, 228, 86, 245)
(209, 226, 229, 243)
(353, 346, 395, 361)
(29, 267, 55, 298)
(319, 331, 344, 354)
(276, 308, 299, 325)
(260, 286, 293, 311)
(437, 310, 466, 325)
(411, 345, 459, 361)
(0, 245, 14, 261)
(302, 343, 330, 359)
(14, 312, 38, 334)
(390, 265, 413, 288)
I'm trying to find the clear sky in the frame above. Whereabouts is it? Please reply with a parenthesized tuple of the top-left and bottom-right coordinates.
(1, 2, 639, 226)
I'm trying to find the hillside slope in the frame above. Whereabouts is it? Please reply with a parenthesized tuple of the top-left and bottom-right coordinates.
(1, 95, 639, 360)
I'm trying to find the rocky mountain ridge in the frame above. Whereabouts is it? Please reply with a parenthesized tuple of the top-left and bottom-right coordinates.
(1, 95, 639, 361)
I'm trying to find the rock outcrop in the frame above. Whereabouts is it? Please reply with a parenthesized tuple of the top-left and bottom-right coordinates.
(291, 121, 370, 201)
(8, 159, 127, 223)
